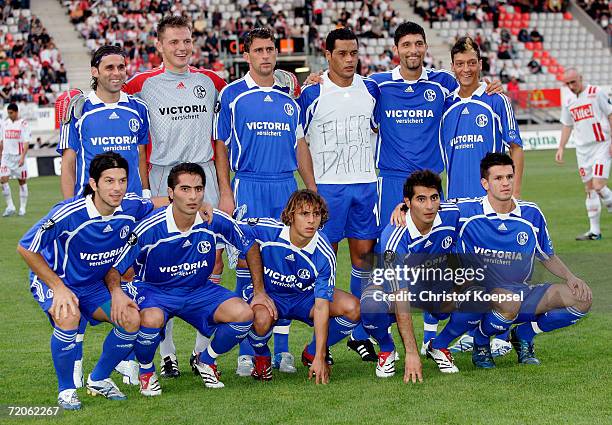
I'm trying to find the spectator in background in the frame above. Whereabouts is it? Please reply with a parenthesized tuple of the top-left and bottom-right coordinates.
(518, 28, 530, 42)
(507, 76, 520, 108)
(528, 57, 543, 74)
(530, 29, 544, 42)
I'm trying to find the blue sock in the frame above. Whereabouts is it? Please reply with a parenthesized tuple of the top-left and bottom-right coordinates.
(125, 350, 136, 361)
(51, 327, 78, 392)
(515, 307, 587, 343)
(423, 312, 440, 345)
(135, 326, 161, 374)
(273, 319, 290, 355)
(90, 327, 137, 381)
(200, 321, 252, 365)
(361, 288, 394, 351)
(495, 329, 511, 341)
(432, 312, 481, 349)
(473, 311, 514, 346)
(247, 328, 273, 357)
(306, 316, 358, 355)
(235, 268, 255, 356)
(349, 266, 370, 341)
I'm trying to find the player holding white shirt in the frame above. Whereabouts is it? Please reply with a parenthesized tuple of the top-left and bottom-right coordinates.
(298, 28, 380, 362)
(556, 68, 612, 240)
(1, 103, 31, 216)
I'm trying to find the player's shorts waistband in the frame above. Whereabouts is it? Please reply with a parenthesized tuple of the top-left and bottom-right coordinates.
(378, 169, 412, 179)
(151, 159, 214, 168)
(235, 171, 294, 182)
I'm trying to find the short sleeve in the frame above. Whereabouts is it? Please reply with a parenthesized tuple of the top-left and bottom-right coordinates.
(213, 86, 233, 144)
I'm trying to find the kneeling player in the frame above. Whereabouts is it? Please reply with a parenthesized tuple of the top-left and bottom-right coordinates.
(17, 153, 154, 410)
(244, 190, 360, 384)
(107, 163, 261, 394)
(457, 153, 592, 368)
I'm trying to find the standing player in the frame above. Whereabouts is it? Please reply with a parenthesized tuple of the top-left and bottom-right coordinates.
(556, 68, 612, 240)
(456, 153, 591, 368)
(107, 163, 261, 393)
(58, 45, 150, 198)
(244, 190, 360, 384)
(1, 103, 30, 216)
(298, 28, 380, 362)
(17, 153, 152, 410)
(214, 28, 316, 376)
(124, 15, 227, 377)
(440, 36, 524, 200)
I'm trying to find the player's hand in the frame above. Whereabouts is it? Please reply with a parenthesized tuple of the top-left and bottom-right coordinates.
(308, 356, 330, 385)
(49, 284, 79, 321)
(304, 70, 324, 86)
(390, 203, 407, 227)
(566, 275, 592, 302)
(218, 193, 235, 216)
(18, 157, 25, 167)
(555, 148, 564, 164)
(403, 352, 423, 384)
(251, 292, 278, 320)
(199, 202, 214, 224)
(483, 78, 504, 95)
(110, 288, 139, 328)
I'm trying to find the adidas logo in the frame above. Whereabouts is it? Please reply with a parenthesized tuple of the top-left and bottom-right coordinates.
(498, 223, 508, 231)
(285, 253, 295, 261)
(264, 94, 273, 102)
(405, 86, 414, 92)
(182, 239, 192, 248)
(424, 240, 432, 248)
(176, 82, 186, 89)
(109, 111, 119, 120)
(461, 107, 470, 115)
(103, 224, 113, 233)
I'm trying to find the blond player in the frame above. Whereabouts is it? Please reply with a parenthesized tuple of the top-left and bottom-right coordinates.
(556, 68, 612, 240)
(1, 103, 31, 216)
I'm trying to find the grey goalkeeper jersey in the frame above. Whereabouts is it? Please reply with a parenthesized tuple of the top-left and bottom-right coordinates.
(124, 65, 226, 166)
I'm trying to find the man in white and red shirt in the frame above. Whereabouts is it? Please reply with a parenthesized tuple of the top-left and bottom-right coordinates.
(1, 103, 30, 217)
(556, 68, 612, 240)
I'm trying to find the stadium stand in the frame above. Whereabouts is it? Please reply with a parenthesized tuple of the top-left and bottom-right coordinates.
(0, 2, 68, 106)
(576, 0, 611, 34)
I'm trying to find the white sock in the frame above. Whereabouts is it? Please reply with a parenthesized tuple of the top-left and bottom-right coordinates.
(586, 190, 601, 234)
(194, 332, 211, 353)
(597, 185, 612, 208)
(2, 183, 14, 209)
(19, 184, 28, 211)
(159, 318, 176, 358)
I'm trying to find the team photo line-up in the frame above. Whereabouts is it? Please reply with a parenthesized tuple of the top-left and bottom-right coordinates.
(9, 14, 608, 411)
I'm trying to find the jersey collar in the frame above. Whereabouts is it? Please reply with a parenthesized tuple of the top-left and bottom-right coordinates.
(405, 210, 443, 240)
(391, 66, 428, 83)
(87, 90, 129, 105)
(452, 82, 487, 100)
(85, 194, 123, 219)
(279, 225, 319, 254)
(165, 203, 203, 233)
(482, 195, 521, 218)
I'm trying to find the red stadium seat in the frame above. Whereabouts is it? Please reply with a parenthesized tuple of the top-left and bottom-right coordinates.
(563, 12, 572, 20)
(525, 42, 534, 50)
(541, 51, 549, 58)
(540, 57, 551, 66)
(533, 50, 542, 59)
(511, 28, 520, 36)
(534, 42, 543, 50)
(547, 65, 557, 74)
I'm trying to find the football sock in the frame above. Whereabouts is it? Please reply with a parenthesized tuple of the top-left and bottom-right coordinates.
(306, 316, 358, 355)
(514, 307, 587, 343)
(349, 266, 370, 341)
(19, 184, 27, 211)
(360, 289, 394, 351)
(473, 310, 514, 346)
(199, 321, 252, 365)
(73, 316, 86, 385)
(235, 268, 255, 356)
(273, 319, 291, 354)
(51, 327, 78, 392)
(135, 326, 161, 373)
(90, 327, 137, 381)
(194, 331, 211, 354)
(597, 185, 612, 208)
(158, 318, 175, 358)
(422, 312, 442, 345)
(2, 183, 14, 209)
(432, 312, 480, 349)
(247, 328, 273, 357)
(586, 190, 601, 234)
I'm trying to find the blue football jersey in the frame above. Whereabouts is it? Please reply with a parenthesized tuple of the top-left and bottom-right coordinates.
(240, 218, 336, 302)
(213, 72, 304, 174)
(370, 67, 458, 174)
(440, 83, 522, 200)
(456, 197, 554, 286)
(19, 193, 154, 287)
(113, 207, 252, 290)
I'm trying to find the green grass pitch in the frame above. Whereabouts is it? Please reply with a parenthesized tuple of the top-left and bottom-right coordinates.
(0, 150, 610, 424)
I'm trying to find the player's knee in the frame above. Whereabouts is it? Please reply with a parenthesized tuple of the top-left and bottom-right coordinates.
(121, 308, 141, 332)
(140, 309, 164, 328)
(495, 300, 521, 320)
(252, 307, 273, 334)
(574, 297, 592, 314)
(53, 312, 81, 329)
(234, 300, 254, 323)
(344, 295, 361, 322)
